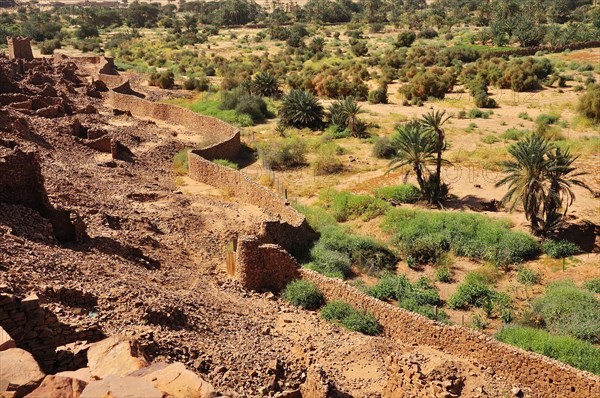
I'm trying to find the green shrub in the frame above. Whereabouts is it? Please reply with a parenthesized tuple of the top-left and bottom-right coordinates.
(500, 128, 528, 141)
(383, 209, 539, 266)
(516, 267, 541, 285)
(371, 136, 396, 159)
(482, 135, 500, 144)
(283, 280, 324, 310)
(518, 112, 532, 121)
(542, 240, 579, 258)
(279, 89, 324, 129)
(374, 184, 421, 204)
(368, 87, 388, 104)
(319, 189, 389, 222)
(342, 310, 381, 335)
(530, 280, 600, 343)
(308, 243, 352, 279)
(583, 278, 600, 294)
(212, 159, 239, 170)
(435, 267, 451, 283)
(366, 272, 444, 321)
(259, 137, 307, 169)
(317, 226, 398, 275)
(311, 143, 344, 176)
(149, 70, 175, 89)
(447, 276, 496, 310)
(468, 108, 492, 119)
(295, 204, 337, 232)
(577, 83, 600, 123)
(320, 301, 354, 321)
(496, 326, 600, 375)
(320, 301, 382, 335)
(535, 113, 560, 126)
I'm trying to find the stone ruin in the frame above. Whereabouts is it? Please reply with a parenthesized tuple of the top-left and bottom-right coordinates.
(7, 36, 33, 61)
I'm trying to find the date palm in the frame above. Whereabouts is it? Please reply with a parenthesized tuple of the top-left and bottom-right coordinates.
(496, 135, 551, 234)
(421, 110, 451, 203)
(543, 147, 590, 232)
(279, 89, 324, 129)
(251, 72, 281, 98)
(496, 135, 590, 235)
(387, 121, 437, 196)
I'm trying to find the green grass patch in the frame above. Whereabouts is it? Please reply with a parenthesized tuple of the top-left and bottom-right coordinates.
(542, 239, 579, 258)
(212, 159, 239, 169)
(496, 326, 600, 375)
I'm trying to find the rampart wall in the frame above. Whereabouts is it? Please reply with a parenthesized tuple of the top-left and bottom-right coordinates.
(236, 237, 300, 292)
(188, 151, 317, 255)
(106, 91, 240, 155)
(299, 268, 600, 398)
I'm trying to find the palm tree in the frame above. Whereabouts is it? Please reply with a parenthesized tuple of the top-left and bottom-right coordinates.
(251, 72, 281, 98)
(543, 147, 591, 232)
(279, 90, 324, 129)
(387, 121, 437, 195)
(496, 135, 552, 234)
(421, 110, 451, 203)
(328, 97, 366, 137)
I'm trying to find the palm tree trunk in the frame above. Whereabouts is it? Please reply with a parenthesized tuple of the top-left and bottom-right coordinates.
(414, 163, 427, 196)
(433, 129, 444, 203)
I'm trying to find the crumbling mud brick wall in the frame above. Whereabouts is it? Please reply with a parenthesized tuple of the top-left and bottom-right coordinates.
(0, 292, 103, 373)
(299, 268, 600, 398)
(188, 152, 317, 255)
(235, 237, 300, 292)
(0, 143, 85, 242)
(106, 90, 241, 157)
(7, 37, 33, 61)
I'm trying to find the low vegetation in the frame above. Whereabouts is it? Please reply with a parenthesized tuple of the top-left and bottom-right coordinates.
(283, 280, 324, 310)
(321, 301, 382, 336)
(496, 326, 600, 376)
(383, 209, 539, 267)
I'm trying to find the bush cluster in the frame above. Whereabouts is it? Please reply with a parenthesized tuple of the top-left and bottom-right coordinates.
(541, 239, 579, 258)
(371, 136, 396, 159)
(374, 184, 421, 204)
(383, 209, 539, 267)
(319, 189, 389, 222)
(321, 300, 381, 335)
(149, 70, 175, 89)
(365, 272, 446, 321)
(583, 278, 600, 294)
(448, 273, 513, 321)
(283, 280, 324, 310)
(259, 137, 307, 169)
(307, 225, 397, 277)
(529, 280, 600, 343)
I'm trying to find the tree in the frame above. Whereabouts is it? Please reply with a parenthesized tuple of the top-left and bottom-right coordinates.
(387, 121, 437, 198)
(279, 90, 324, 129)
(251, 72, 281, 98)
(421, 110, 451, 204)
(496, 135, 590, 235)
(328, 97, 367, 137)
(395, 31, 416, 48)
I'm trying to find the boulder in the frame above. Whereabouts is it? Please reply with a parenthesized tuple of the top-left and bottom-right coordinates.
(0, 348, 45, 397)
(55, 368, 93, 384)
(0, 327, 15, 351)
(87, 337, 149, 379)
(80, 375, 162, 398)
(24, 375, 87, 398)
(129, 362, 215, 398)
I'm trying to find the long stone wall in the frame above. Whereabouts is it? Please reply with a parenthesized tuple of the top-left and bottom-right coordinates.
(188, 152, 317, 255)
(299, 268, 600, 398)
(106, 91, 240, 157)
